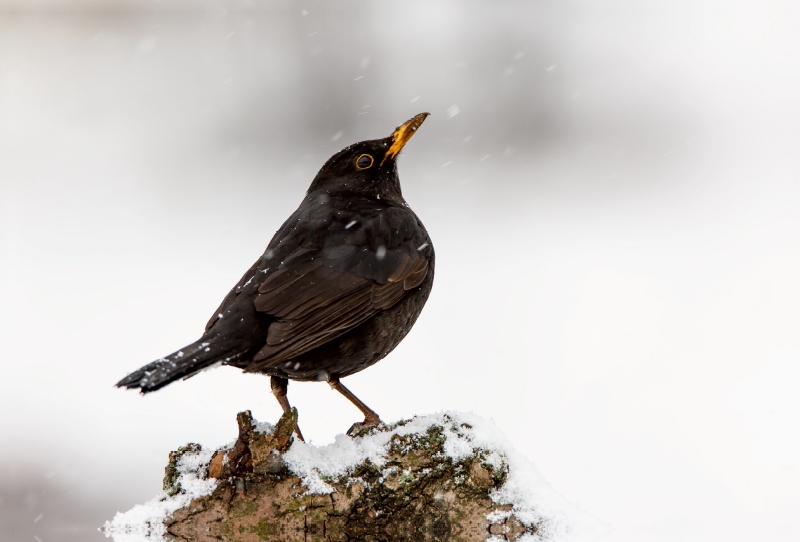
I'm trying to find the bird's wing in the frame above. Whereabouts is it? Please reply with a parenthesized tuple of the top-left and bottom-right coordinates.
(249, 215, 429, 368)
(204, 258, 262, 332)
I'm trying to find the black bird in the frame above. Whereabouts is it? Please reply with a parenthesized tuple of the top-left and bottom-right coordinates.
(117, 113, 434, 438)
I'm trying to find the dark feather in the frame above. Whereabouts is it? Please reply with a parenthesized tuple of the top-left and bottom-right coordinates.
(244, 204, 430, 371)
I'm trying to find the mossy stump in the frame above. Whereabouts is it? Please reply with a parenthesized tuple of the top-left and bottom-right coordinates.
(163, 410, 536, 542)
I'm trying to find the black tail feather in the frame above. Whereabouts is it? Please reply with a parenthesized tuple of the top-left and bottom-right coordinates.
(116, 336, 239, 393)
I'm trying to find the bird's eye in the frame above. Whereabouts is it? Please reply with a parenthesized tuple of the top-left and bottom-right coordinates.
(356, 154, 374, 170)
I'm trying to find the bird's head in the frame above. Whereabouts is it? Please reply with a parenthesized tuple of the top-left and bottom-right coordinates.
(308, 112, 430, 201)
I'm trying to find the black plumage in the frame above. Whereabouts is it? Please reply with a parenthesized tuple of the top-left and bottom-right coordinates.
(117, 113, 434, 436)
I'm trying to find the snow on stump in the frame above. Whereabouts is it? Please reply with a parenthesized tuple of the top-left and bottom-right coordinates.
(103, 410, 597, 542)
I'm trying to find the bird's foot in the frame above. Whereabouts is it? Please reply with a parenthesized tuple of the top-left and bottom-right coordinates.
(346, 415, 382, 437)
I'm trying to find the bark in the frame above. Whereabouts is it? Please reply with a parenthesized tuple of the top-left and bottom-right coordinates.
(163, 410, 537, 542)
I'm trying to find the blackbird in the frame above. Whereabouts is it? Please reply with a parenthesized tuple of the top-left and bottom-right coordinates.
(117, 113, 434, 438)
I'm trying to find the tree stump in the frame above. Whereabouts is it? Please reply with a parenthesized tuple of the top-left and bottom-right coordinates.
(103, 410, 590, 542)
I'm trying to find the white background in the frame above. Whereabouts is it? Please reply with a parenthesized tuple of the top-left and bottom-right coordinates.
(1, 1, 799, 541)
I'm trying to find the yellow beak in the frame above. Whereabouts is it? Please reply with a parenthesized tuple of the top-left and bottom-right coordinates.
(381, 112, 430, 166)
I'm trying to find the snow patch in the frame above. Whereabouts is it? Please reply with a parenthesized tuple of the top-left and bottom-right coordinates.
(101, 445, 217, 541)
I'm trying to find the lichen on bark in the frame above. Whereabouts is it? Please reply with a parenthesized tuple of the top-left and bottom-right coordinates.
(163, 410, 538, 542)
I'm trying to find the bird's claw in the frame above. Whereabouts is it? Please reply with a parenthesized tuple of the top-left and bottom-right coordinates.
(346, 416, 382, 437)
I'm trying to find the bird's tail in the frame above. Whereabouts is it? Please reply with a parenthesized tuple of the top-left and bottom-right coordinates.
(116, 336, 241, 394)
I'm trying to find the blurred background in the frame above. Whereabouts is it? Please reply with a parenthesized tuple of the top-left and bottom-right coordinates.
(2, 1, 799, 541)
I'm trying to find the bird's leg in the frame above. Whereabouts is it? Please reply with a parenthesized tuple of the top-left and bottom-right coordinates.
(270, 376, 305, 442)
(327, 375, 382, 436)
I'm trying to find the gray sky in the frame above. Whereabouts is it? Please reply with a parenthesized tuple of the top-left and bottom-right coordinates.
(1, 1, 799, 541)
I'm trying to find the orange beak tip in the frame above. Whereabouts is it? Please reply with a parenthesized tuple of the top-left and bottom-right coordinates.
(381, 112, 430, 165)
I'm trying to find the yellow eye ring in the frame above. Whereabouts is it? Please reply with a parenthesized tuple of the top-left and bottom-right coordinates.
(356, 154, 374, 170)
